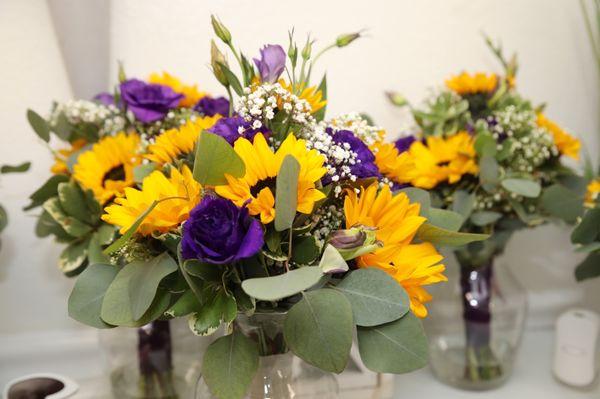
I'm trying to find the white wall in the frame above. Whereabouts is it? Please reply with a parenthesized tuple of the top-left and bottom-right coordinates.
(0, 0, 597, 336)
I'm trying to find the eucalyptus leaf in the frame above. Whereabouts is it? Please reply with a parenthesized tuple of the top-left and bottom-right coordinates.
(474, 133, 497, 157)
(357, 313, 428, 374)
(571, 208, 600, 245)
(336, 268, 409, 327)
(1, 162, 31, 174)
(452, 190, 475, 219)
(24, 175, 69, 210)
(480, 155, 500, 192)
(68, 263, 118, 328)
(274, 155, 300, 231)
(291, 235, 320, 265)
(26, 109, 50, 142)
(133, 163, 157, 183)
(201, 331, 259, 399)
(470, 211, 502, 226)
(241, 266, 324, 301)
(575, 252, 600, 282)
(501, 178, 541, 198)
(416, 223, 488, 247)
(284, 289, 353, 373)
(541, 184, 584, 223)
(184, 259, 223, 281)
(428, 208, 464, 232)
(193, 132, 245, 185)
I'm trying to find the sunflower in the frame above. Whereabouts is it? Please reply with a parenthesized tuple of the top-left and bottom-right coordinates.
(102, 165, 202, 235)
(51, 139, 87, 174)
(279, 80, 326, 114)
(585, 179, 600, 208)
(344, 184, 446, 317)
(371, 141, 416, 185)
(145, 116, 221, 165)
(399, 132, 479, 189)
(149, 71, 206, 108)
(445, 72, 498, 96)
(536, 113, 580, 160)
(215, 133, 327, 224)
(73, 132, 141, 204)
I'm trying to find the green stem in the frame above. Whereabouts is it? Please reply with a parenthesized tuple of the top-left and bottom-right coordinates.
(226, 86, 234, 117)
(179, 261, 204, 307)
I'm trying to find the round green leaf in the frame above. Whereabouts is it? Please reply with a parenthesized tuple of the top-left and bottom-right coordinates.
(201, 331, 259, 399)
(541, 184, 584, 223)
(284, 289, 353, 373)
(68, 263, 118, 328)
(501, 178, 541, 198)
(336, 268, 409, 327)
(571, 208, 600, 245)
(241, 266, 324, 301)
(357, 313, 428, 374)
(193, 131, 245, 186)
(26, 109, 50, 142)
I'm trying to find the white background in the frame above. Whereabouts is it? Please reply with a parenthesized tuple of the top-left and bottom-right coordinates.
(1, 0, 599, 337)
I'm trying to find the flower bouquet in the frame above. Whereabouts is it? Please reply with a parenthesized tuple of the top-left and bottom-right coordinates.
(25, 69, 230, 397)
(26, 16, 486, 399)
(387, 38, 586, 389)
(570, 172, 600, 281)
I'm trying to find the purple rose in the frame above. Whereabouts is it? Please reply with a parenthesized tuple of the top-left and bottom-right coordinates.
(253, 45, 286, 84)
(207, 116, 269, 145)
(93, 92, 116, 106)
(322, 129, 380, 185)
(394, 135, 417, 154)
(194, 96, 230, 117)
(119, 79, 183, 123)
(181, 196, 264, 264)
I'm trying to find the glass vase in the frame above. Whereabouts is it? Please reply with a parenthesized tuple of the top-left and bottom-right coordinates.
(99, 318, 208, 398)
(425, 254, 527, 390)
(195, 310, 339, 399)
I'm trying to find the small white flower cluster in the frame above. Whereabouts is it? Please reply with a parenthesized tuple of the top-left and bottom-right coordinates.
(310, 204, 344, 244)
(328, 113, 382, 146)
(235, 83, 314, 130)
(300, 122, 360, 194)
(487, 107, 558, 172)
(49, 100, 125, 136)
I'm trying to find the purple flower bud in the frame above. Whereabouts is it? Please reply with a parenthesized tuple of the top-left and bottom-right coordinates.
(194, 96, 230, 117)
(253, 45, 286, 84)
(207, 116, 270, 146)
(93, 92, 116, 106)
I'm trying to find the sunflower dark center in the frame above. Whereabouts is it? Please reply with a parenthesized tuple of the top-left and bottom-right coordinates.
(103, 164, 126, 184)
(437, 160, 451, 167)
(250, 177, 277, 197)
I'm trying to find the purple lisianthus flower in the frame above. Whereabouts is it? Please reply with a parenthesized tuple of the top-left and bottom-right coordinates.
(394, 135, 417, 154)
(119, 79, 183, 123)
(207, 116, 269, 145)
(194, 96, 230, 117)
(322, 129, 380, 185)
(181, 196, 264, 264)
(93, 92, 116, 106)
(253, 44, 286, 84)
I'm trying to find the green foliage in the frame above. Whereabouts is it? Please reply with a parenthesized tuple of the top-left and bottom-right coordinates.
(428, 208, 464, 231)
(193, 132, 245, 185)
(274, 155, 300, 231)
(313, 75, 327, 122)
(571, 208, 600, 245)
(452, 190, 475, 220)
(100, 253, 178, 325)
(190, 288, 237, 336)
(0, 205, 6, 234)
(241, 266, 324, 301)
(336, 268, 409, 327)
(357, 313, 428, 374)
(68, 263, 118, 328)
(470, 211, 503, 226)
(318, 244, 349, 273)
(412, 92, 469, 136)
(27, 109, 50, 142)
(284, 289, 353, 373)
(133, 163, 156, 183)
(541, 184, 584, 223)
(1, 162, 31, 174)
(417, 222, 488, 247)
(201, 331, 259, 399)
(479, 155, 500, 192)
(290, 235, 320, 265)
(25, 175, 69, 211)
(501, 178, 541, 198)
(184, 259, 223, 281)
(575, 252, 600, 282)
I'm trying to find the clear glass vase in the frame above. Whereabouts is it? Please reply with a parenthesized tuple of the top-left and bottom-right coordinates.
(99, 318, 209, 398)
(425, 254, 527, 390)
(195, 310, 339, 399)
